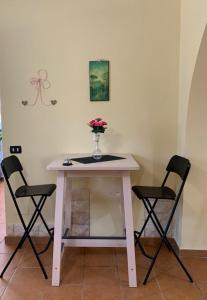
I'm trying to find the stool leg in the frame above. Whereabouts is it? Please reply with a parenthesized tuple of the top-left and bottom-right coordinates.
(145, 198, 193, 283)
(143, 199, 173, 284)
(26, 233, 48, 279)
(20, 195, 53, 255)
(0, 220, 47, 279)
(18, 197, 48, 279)
(1, 196, 48, 279)
(18, 196, 47, 249)
(135, 198, 158, 246)
(143, 235, 164, 284)
(134, 231, 153, 259)
(31, 196, 53, 237)
(143, 199, 172, 252)
(134, 199, 158, 259)
(0, 238, 23, 277)
(143, 198, 193, 284)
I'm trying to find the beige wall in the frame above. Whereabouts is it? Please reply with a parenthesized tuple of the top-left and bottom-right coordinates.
(179, 0, 207, 249)
(0, 0, 179, 235)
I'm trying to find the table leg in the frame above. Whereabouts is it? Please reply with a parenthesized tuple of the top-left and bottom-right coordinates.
(52, 171, 65, 286)
(119, 185, 126, 236)
(64, 177, 72, 235)
(122, 171, 137, 287)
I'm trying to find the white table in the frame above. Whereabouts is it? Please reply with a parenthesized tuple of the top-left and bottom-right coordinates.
(47, 153, 140, 287)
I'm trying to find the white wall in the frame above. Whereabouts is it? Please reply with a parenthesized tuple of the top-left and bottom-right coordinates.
(0, 0, 180, 236)
(179, 0, 207, 249)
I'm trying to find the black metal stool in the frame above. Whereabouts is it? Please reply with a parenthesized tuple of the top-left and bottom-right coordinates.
(132, 155, 193, 285)
(0, 155, 56, 279)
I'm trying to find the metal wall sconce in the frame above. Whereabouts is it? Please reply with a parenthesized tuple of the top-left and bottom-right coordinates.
(21, 69, 58, 106)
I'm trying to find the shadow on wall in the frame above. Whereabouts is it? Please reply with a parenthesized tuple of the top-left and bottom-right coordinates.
(184, 24, 207, 245)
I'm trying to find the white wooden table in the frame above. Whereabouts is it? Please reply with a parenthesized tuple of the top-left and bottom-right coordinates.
(47, 153, 140, 287)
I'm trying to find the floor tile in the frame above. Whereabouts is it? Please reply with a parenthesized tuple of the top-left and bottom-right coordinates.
(84, 267, 119, 287)
(18, 245, 53, 269)
(182, 257, 207, 283)
(41, 285, 82, 300)
(0, 240, 206, 299)
(0, 250, 24, 297)
(0, 268, 50, 300)
(61, 264, 83, 285)
(155, 251, 178, 270)
(195, 281, 207, 299)
(122, 287, 163, 300)
(156, 271, 203, 300)
(122, 278, 161, 299)
(84, 247, 116, 267)
(61, 248, 84, 285)
(115, 248, 128, 269)
(156, 272, 193, 291)
(118, 261, 155, 286)
(63, 247, 85, 266)
(83, 285, 120, 300)
(162, 282, 203, 300)
(0, 239, 20, 254)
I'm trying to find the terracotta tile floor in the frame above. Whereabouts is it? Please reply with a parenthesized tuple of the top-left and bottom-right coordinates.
(0, 241, 207, 300)
(0, 181, 207, 299)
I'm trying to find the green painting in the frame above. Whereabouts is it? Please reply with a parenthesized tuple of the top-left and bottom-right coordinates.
(89, 60, 109, 101)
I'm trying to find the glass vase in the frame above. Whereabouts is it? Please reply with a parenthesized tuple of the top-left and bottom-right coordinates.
(92, 132, 102, 160)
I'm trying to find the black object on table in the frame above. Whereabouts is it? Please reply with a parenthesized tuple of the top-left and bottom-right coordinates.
(71, 155, 125, 164)
(63, 158, 73, 166)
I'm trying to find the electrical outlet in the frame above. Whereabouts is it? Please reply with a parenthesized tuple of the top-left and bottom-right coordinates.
(10, 145, 22, 154)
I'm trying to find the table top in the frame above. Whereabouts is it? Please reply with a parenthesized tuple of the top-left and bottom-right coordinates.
(47, 153, 140, 171)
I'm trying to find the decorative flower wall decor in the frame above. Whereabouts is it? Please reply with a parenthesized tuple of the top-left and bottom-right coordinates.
(21, 69, 58, 106)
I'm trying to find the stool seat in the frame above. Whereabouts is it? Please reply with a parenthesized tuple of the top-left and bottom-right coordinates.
(15, 184, 56, 198)
(132, 186, 176, 200)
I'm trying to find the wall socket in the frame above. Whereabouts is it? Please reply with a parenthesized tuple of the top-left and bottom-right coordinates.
(10, 145, 22, 154)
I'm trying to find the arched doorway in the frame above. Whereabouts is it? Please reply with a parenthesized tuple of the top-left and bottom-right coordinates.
(182, 25, 207, 249)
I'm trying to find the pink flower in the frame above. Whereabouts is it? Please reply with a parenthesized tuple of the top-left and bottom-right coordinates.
(89, 119, 95, 125)
(94, 121, 101, 126)
(88, 117, 107, 133)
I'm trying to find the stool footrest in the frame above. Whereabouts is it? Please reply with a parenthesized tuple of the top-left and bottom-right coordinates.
(38, 233, 54, 255)
(134, 231, 153, 259)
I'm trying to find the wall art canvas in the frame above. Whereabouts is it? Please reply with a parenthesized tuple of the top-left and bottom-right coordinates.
(89, 60, 109, 101)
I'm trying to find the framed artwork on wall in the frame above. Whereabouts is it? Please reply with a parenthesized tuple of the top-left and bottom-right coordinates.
(89, 60, 109, 101)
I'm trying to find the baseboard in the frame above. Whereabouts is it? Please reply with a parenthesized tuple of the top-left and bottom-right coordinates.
(4, 236, 179, 249)
(139, 237, 207, 256)
(179, 249, 207, 257)
(4, 236, 50, 245)
(4, 236, 207, 258)
(139, 237, 179, 253)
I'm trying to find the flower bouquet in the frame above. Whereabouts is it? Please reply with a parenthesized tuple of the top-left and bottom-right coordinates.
(88, 117, 107, 133)
(88, 117, 107, 159)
